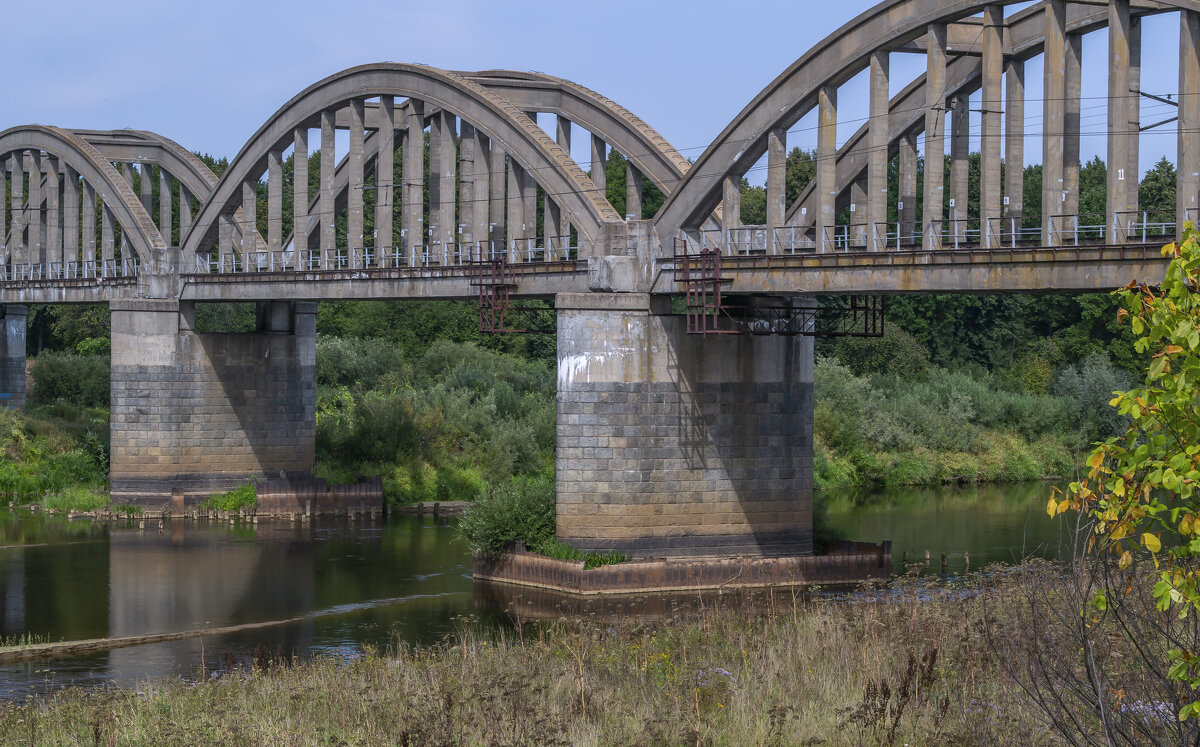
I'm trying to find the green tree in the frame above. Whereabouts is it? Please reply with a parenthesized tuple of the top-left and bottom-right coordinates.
(1050, 226, 1200, 722)
(1140, 156, 1177, 216)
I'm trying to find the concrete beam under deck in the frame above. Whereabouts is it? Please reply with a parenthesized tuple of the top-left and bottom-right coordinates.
(651, 246, 1169, 296)
(179, 266, 589, 302)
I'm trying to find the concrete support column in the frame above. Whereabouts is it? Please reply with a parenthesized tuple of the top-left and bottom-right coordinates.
(899, 133, 917, 243)
(722, 174, 741, 243)
(1005, 59, 1025, 231)
(241, 181, 257, 256)
(27, 153, 42, 266)
(0, 306, 26, 410)
(82, 182, 96, 264)
(0, 161, 6, 258)
(179, 186, 192, 245)
(555, 292, 814, 557)
(101, 205, 115, 270)
(923, 23, 947, 250)
(1180, 11, 1200, 231)
(8, 156, 22, 265)
(868, 50, 889, 250)
(950, 93, 970, 244)
(850, 179, 866, 248)
(556, 117, 572, 238)
(109, 300, 317, 506)
(981, 5, 1003, 247)
(817, 84, 838, 251)
(458, 121, 476, 248)
(507, 162, 525, 244)
(139, 164, 153, 216)
(489, 145, 506, 251)
(375, 96, 395, 262)
(158, 170, 172, 244)
(319, 110, 336, 265)
(1109, 1, 1133, 241)
(1064, 32, 1082, 224)
(267, 149, 283, 252)
(766, 127, 787, 239)
(218, 213, 234, 259)
(429, 110, 456, 255)
(626, 160, 644, 221)
(590, 135, 606, 200)
(63, 167, 79, 265)
(1042, 0, 1066, 245)
(347, 98, 365, 257)
(521, 165, 537, 246)
(292, 128, 309, 260)
(45, 158, 61, 269)
(121, 163, 134, 190)
(1127, 16, 1142, 221)
(402, 101, 425, 260)
(473, 133, 491, 251)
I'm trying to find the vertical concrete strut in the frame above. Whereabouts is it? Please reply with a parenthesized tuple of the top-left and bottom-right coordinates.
(46, 158, 60, 269)
(817, 84, 837, 251)
(899, 133, 917, 242)
(0, 161, 6, 261)
(1181, 11, 1200, 231)
(403, 100, 425, 259)
(436, 111, 457, 253)
(626, 159, 644, 221)
(319, 110, 336, 265)
(556, 116, 572, 238)
(1109, 0, 1132, 241)
(1005, 59, 1025, 230)
(507, 161, 524, 244)
(1042, 0, 1066, 245)
(850, 179, 867, 247)
(473, 133, 490, 251)
(101, 205, 114, 270)
(267, 149, 283, 252)
(375, 96, 395, 262)
(82, 182, 97, 265)
(348, 99, 365, 257)
(63, 167, 78, 264)
(179, 186, 192, 246)
(241, 181, 257, 256)
(28, 153, 42, 266)
(139, 163, 153, 216)
(159, 169, 173, 245)
(521, 162, 537, 246)
(981, 5, 1003, 247)
(950, 92, 969, 244)
(293, 127, 309, 261)
(923, 23, 947, 250)
(459, 121, 476, 247)
(1128, 16, 1142, 222)
(9, 156, 22, 265)
(488, 144, 505, 251)
(722, 175, 741, 242)
(1064, 32, 1082, 225)
(590, 134, 607, 201)
(867, 50, 889, 250)
(766, 127, 786, 245)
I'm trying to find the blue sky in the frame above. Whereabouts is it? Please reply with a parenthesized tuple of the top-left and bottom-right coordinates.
(6, 1, 1188, 181)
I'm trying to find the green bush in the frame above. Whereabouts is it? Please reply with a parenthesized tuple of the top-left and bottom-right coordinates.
(30, 352, 109, 409)
(0, 408, 106, 499)
(41, 485, 108, 512)
(458, 477, 556, 554)
(315, 336, 409, 390)
(206, 481, 257, 511)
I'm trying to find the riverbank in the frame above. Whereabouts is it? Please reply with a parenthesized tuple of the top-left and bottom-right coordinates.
(0, 569, 1118, 745)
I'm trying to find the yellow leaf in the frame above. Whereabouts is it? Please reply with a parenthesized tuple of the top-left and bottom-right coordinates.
(1144, 533, 1162, 553)
(1182, 515, 1195, 535)
(1046, 498, 1058, 518)
(1112, 525, 1128, 541)
(1120, 551, 1133, 570)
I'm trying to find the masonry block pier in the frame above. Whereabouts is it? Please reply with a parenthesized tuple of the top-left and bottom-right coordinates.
(0, 306, 26, 411)
(109, 300, 317, 505)
(556, 292, 814, 557)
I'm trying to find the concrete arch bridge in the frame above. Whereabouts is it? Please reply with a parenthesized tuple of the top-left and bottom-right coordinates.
(0, 0, 1193, 558)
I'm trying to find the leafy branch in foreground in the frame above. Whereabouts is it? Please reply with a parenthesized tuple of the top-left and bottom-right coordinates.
(1048, 223, 1200, 719)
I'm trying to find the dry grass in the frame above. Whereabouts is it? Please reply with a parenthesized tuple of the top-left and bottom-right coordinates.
(0, 572, 1130, 745)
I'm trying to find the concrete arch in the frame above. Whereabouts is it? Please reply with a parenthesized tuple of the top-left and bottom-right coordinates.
(653, 0, 1200, 242)
(467, 70, 692, 193)
(182, 63, 622, 259)
(74, 129, 220, 201)
(0, 125, 165, 263)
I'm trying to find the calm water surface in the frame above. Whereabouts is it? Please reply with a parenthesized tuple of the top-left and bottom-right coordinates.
(0, 482, 1068, 698)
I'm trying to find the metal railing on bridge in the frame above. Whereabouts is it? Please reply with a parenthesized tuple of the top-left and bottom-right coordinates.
(191, 237, 580, 275)
(0, 257, 140, 283)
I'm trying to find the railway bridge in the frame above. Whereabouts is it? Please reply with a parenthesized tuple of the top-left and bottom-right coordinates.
(0, 0, 1192, 557)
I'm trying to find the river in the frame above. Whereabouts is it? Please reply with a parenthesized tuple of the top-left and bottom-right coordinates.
(0, 481, 1067, 699)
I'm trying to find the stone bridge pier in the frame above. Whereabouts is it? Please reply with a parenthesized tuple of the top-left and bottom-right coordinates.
(0, 306, 26, 411)
(109, 299, 317, 504)
(555, 292, 814, 557)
